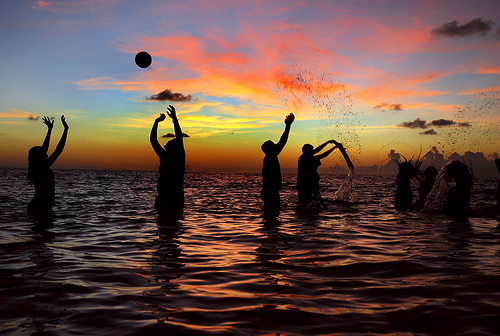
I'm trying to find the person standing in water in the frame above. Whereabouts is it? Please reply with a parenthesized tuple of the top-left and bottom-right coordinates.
(496, 158, 500, 210)
(393, 158, 419, 209)
(441, 160, 473, 221)
(260, 113, 295, 217)
(28, 115, 69, 214)
(150, 105, 185, 214)
(297, 140, 338, 208)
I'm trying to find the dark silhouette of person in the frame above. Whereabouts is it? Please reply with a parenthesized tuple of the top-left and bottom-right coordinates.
(297, 140, 338, 208)
(28, 115, 69, 214)
(260, 113, 294, 218)
(150, 105, 185, 214)
(393, 158, 418, 209)
(496, 158, 500, 209)
(418, 165, 438, 207)
(441, 160, 473, 221)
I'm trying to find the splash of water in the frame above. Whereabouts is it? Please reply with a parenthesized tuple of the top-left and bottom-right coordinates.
(333, 166, 356, 202)
(443, 88, 500, 156)
(275, 67, 362, 158)
(421, 171, 450, 212)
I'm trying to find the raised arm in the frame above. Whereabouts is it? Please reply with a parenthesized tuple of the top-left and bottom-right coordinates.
(47, 115, 68, 167)
(316, 146, 337, 160)
(312, 140, 332, 155)
(332, 140, 354, 169)
(150, 113, 166, 158)
(41, 116, 54, 152)
(275, 113, 294, 154)
(166, 105, 183, 144)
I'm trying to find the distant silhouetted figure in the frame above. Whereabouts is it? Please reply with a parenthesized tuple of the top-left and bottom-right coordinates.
(393, 158, 419, 208)
(418, 165, 438, 207)
(496, 159, 500, 209)
(150, 105, 185, 214)
(261, 113, 294, 218)
(28, 116, 69, 214)
(441, 160, 473, 221)
(297, 140, 338, 208)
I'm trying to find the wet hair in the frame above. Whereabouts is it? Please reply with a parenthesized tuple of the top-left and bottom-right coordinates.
(398, 161, 417, 179)
(261, 140, 275, 154)
(441, 160, 473, 189)
(423, 166, 438, 179)
(302, 144, 314, 154)
(393, 155, 421, 179)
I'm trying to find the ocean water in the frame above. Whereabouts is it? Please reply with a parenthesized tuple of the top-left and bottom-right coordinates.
(0, 167, 499, 336)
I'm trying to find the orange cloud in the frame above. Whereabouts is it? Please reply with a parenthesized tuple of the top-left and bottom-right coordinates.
(0, 108, 39, 119)
(476, 67, 500, 75)
(354, 71, 449, 107)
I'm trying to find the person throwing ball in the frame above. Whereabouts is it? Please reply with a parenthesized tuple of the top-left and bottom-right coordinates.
(28, 115, 69, 215)
(150, 105, 185, 215)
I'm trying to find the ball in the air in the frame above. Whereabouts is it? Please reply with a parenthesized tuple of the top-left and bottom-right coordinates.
(135, 51, 152, 68)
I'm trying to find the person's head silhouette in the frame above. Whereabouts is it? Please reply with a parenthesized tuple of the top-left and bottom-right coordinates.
(261, 140, 276, 155)
(301, 144, 314, 156)
(28, 146, 48, 167)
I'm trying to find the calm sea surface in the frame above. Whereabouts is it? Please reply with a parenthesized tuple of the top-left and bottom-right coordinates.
(1, 168, 499, 336)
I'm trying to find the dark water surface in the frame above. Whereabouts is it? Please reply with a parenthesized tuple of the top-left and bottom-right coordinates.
(1, 168, 499, 335)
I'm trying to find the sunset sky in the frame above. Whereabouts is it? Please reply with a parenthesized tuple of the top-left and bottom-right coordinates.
(1, 0, 499, 172)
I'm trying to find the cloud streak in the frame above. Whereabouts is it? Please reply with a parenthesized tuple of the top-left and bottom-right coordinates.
(420, 129, 437, 135)
(398, 118, 471, 132)
(162, 132, 190, 138)
(146, 89, 193, 102)
(432, 18, 493, 37)
(374, 102, 402, 111)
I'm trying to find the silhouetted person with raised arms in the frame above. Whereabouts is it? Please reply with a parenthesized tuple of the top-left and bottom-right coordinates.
(28, 116, 69, 215)
(297, 140, 338, 208)
(261, 113, 294, 218)
(150, 105, 185, 214)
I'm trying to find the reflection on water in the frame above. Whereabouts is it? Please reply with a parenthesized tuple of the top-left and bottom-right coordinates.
(0, 168, 499, 335)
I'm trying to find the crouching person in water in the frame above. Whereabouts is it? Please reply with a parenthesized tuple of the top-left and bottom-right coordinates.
(150, 105, 185, 215)
(261, 113, 294, 219)
(28, 115, 69, 215)
(441, 160, 473, 221)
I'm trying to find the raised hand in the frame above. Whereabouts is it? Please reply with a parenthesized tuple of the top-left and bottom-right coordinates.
(166, 105, 177, 120)
(284, 113, 295, 125)
(330, 139, 342, 148)
(61, 115, 69, 130)
(42, 116, 54, 130)
(156, 113, 166, 123)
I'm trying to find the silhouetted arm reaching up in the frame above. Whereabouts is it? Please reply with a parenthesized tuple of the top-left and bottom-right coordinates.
(41, 116, 54, 152)
(150, 113, 166, 158)
(275, 113, 295, 155)
(332, 140, 354, 169)
(47, 115, 69, 167)
(166, 105, 183, 146)
(313, 140, 335, 155)
(316, 145, 337, 160)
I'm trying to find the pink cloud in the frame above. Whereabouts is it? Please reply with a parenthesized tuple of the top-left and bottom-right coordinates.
(31, 0, 119, 13)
